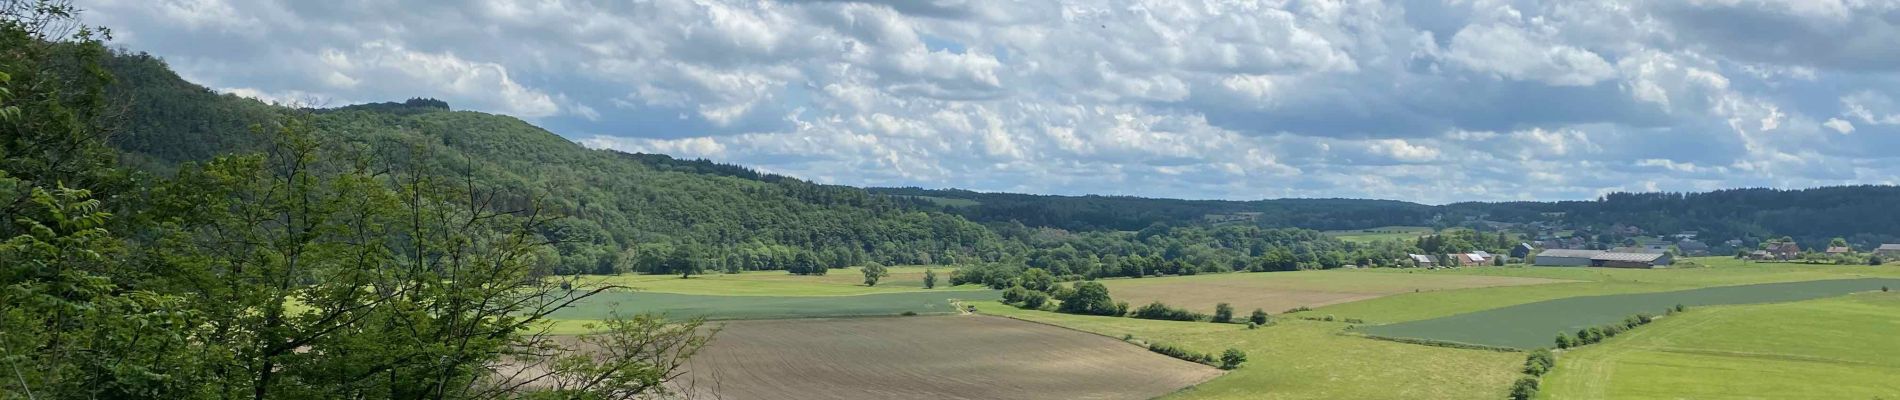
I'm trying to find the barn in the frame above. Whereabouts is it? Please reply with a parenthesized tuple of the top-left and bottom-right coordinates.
(1534, 249, 1603, 266)
(1591, 252, 1674, 268)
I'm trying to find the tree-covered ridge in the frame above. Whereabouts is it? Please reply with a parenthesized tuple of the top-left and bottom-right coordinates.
(872, 187, 1436, 232)
(1445, 186, 1900, 247)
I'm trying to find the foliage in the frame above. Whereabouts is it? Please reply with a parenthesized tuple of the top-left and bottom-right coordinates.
(1213, 302, 1235, 323)
(1131, 302, 1207, 322)
(1219, 348, 1248, 370)
(1509, 376, 1539, 400)
(1057, 281, 1122, 316)
(1146, 342, 1215, 365)
(1523, 349, 1555, 376)
(861, 262, 890, 286)
(922, 268, 937, 289)
(1249, 308, 1271, 325)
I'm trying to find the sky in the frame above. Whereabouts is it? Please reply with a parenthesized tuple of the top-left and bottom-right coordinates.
(79, 0, 1900, 204)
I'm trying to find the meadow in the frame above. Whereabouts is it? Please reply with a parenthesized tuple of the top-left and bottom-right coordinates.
(975, 303, 1525, 399)
(1357, 278, 1900, 349)
(1098, 269, 1566, 315)
(1320, 226, 1435, 243)
(1539, 292, 1900, 399)
(542, 289, 999, 333)
(668, 316, 1220, 400)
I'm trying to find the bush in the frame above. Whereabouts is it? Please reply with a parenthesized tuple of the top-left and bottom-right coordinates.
(1524, 349, 1555, 376)
(1148, 342, 1214, 365)
(1057, 281, 1122, 316)
(1509, 376, 1540, 400)
(1019, 290, 1050, 309)
(900, 311, 918, 316)
(1554, 334, 1574, 349)
(1246, 322, 1259, 330)
(1249, 308, 1270, 325)
(1131, 302, 1206, 322)
(1218, 348, 1247, 370)
(1213, 302, 1235, 323)
(1002, 286, 1032, 304)
(1285, 306, 1312, 313)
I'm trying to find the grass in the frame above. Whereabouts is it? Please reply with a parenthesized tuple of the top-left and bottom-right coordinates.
(1539, 292, 1900, 399)
(1357, 278, 1900, 349)
(569, 266, 976, 296)
(541, 289, 1000, 333)
(1321, 226, 1434, 243)
(1306, 258, 1900, 323)
(1098, 269, 1567, 314)
(975, 303, 1524, 400)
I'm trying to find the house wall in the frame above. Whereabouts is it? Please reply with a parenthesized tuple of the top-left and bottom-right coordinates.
(1534, 256, 1593, 267)
(1594, 260, 1659, 268)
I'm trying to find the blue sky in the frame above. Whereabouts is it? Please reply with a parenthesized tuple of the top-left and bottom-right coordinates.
(81, 0, 1900, 203)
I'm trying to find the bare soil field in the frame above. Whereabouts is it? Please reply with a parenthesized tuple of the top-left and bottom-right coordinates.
(1102, 270, 1567, 315)
(668, 315, 1221, 400)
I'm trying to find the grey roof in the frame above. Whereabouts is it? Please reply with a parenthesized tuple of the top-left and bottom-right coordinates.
(1879, 244, 1900, 251)
(1591, 252, 1668, 262)
(1409, 254, 1436, 263)
(1537, 249, 1606, 258)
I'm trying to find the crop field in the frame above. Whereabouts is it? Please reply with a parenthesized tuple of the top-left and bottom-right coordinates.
(1540, 292, 1900, 399)
(1099, 270, 1567, 314)
(1321, 226, 1434, 243)
(543, 290, 999, 333)
(1306, 259, 1900, 323)
(976, 303, 1524, 399)
(668, 316, 1220, 400)
(1357, 278, 1900, 349)
(572, 266, 972, 296)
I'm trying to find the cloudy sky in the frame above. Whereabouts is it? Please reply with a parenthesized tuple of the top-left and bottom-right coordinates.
(81, 0, 1900, 203)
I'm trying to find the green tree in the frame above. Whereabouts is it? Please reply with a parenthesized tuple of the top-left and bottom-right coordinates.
(1057, 281, 1120, 316)
(1213, 302, 1235, 323)
(1509, 376, 1540, 400)
(861, 262, 890, 286)
(1524, 349, 1555, 376)
(1218, 348, 1248, 370)
(923, 268, 938, 289)
(1249, 308, 1271, 325)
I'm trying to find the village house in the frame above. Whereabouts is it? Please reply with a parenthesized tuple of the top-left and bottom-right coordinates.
(1769, 241, 1802, 260)
(1877, 244, 1900, 258)
(1676, 239, 1711, 256)
(1826, 246, 1853, 255)
(1408, 254, 1437, 268)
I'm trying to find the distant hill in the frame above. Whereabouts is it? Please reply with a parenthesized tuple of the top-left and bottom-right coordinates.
(98, 50, 1900, 265)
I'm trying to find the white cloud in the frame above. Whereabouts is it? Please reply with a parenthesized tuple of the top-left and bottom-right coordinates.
(80, 0, 1900, 203)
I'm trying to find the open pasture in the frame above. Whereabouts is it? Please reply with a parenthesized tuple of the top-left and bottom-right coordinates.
(976, 303, 1524, 399)
(1321, 226, 1434, 243)
(1357, 278, 1900, 349)
(1099, 269, 1567, 315)
(1540, 293, 1900, 399)
(668, 316, 1220, 400)
(572, 266, 971, 296)
(1308, 259, 1900, 323)
(543, 289, 999, 333)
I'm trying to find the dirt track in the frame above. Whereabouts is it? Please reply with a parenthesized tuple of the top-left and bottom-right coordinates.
(667, 315, 1221, 400)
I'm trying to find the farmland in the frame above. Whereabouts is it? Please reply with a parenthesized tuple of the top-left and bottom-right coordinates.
(1539, 292, 1900, 399)
(1098, 270, 1567, 314)
(1357, 278, 1900, 349)
(571, 266, 973, 296)
(543, 289, 999, 333)
(976, 303, 1526, 399)
(1321, 226, 1435, 243)
(667, 316, 1220, 400)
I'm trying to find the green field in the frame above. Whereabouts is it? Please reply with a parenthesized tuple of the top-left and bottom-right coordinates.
(1306, 259, 1900, 323)
(1540, 293, 1900, 399)
(976, 303, 1523, 399)
(1357, 278, 1900, 349)
(571, 266, 975, 296)
(547, 289, 999, 322)
(1321, 226, 1434, 243)
(1097, 269, 1567, 315)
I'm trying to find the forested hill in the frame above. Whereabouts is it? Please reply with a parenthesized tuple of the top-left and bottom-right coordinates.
(99, 51, 1001, 275)
(870, 187, 1435, 232)
(100, 50, 1900, 258)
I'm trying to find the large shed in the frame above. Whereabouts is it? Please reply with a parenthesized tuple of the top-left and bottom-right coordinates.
(1534, 249, 1603, 266)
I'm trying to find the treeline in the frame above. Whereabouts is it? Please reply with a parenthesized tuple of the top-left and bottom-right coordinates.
(1447, 187, 1900, 249)
(872, 187, 1435, 232)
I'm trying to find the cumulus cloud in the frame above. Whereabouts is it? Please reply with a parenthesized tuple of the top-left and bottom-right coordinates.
(80, 0, 1900, 203)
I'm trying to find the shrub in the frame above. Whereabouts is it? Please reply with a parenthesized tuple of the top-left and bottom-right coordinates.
(1057, 282, 1122, 316)
(1002, 286, 1032, 304)
(923, 269, 938, 289)
(1131, 302, 1206, 322)
(1213, 303, 1235, 323)
(1218, 348, 1248, 370)
(1343, 318, 1365, 324)
(1246, 322, 1259, 330)
(1524, 349, 1555, 376)
(1147, 342, 1214, 365)
(1285, 306, 1312, 313)
(1323, 314, 1336, 322)
(1554, 334, 1574, 349)
(900, 311, 918, 316)
(1509, 376, 1540, 400)
(1249, 308, 1270, 325)
(1019, 290, 1050, 309)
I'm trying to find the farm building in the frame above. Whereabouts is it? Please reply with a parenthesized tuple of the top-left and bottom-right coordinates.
(1768, 242, 1802, 260)
(1878, 244, 1900, 258)
(1408, 254, 1437, 268)
(1510, 243, 1535, 259)
(1454, 252, 1494, 266)
(1677, 239, 1711, 256)
(1534, 249, 1604, 266)
(1590, 252, 1673, 268)
(1825, 246, 1852, 255)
